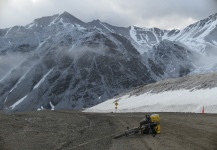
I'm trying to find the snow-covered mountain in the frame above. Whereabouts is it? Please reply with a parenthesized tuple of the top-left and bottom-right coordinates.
(167, 13, 217, 55)
(129, 13, 217, 74)
(0, 12, 156, 112)
(85, 72, 217, 113)
(0, 11, 217, 112)
(126, 13, 217, 55)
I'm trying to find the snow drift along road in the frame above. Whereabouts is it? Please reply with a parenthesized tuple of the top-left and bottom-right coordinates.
(85, 73, 217, 113)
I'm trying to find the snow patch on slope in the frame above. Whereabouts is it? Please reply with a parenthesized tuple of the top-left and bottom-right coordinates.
(129, 26, 149, 53)
(9, 71, 29, 93)
(99, 22, 115, 33)
(26, 22, 35, 29)
(213, 40, 217, 45)
(37, 106, 45, 111)
(50, 102, 55, 110)
(4, 27, 12, 37)
(196, 19, 217, 40)
(10, 95, 28, 109)
(85, 88, 217, 113)
(48, 14, 60, 27)
(33, 68, 53, 89)
(130, 26, 142, 46)
(151, 28, 160, 43)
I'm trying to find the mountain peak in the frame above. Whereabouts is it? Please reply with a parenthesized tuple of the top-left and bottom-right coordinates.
(94, 19, 101, 22)
(61, 11, 72, 16)
(208, 12, 217, 20)
(59, 11, 76, 18)
(59, 11, 85, 25)
(197, 12, 217, 24)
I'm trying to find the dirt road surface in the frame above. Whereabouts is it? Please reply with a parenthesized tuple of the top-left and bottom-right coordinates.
(0, 111, 216, 150)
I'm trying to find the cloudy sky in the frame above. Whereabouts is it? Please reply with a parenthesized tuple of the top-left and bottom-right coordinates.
(0, 0, 217, 30)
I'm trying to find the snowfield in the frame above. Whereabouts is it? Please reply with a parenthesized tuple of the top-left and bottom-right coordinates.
(85, 87, 217, 113)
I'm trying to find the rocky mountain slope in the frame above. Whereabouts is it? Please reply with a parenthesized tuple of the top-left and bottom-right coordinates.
(0, 12, 217, 112)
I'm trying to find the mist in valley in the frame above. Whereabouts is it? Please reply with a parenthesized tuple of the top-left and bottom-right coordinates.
(0, 53, 28, 82)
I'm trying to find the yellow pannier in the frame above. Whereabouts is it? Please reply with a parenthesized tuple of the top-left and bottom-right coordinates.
(150, 114, 160, 134)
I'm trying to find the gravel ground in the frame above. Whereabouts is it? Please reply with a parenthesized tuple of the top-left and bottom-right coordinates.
(0, 111, 216, 150)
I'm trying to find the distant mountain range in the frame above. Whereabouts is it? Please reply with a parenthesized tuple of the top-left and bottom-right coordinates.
(0, 11, 217, 112)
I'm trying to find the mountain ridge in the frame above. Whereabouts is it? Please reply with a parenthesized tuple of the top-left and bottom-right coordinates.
(0, 11, 217, 112)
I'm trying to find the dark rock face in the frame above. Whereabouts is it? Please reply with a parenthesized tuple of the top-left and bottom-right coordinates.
(147, 58, 164, 76)
(149, 40, 195, 78)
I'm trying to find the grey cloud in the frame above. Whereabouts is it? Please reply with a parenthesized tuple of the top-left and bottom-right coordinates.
(0, 0, 217, 29)
(0, 53, 28, 80)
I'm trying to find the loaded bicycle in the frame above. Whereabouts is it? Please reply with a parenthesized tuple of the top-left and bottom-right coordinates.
(114, 114, 160, 139)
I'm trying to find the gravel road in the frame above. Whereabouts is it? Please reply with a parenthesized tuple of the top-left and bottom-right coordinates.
(0, 111, 216, 150)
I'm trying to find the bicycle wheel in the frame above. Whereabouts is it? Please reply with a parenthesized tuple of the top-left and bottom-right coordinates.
(114, 133, 126, 139)
(114, 128, 139, 139)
